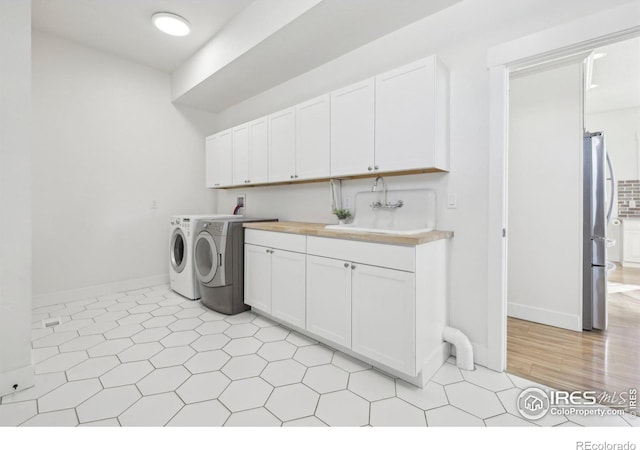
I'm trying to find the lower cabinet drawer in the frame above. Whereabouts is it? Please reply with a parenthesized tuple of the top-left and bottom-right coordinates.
(245, 229, 306, 253)
(306, 236, 414, 272)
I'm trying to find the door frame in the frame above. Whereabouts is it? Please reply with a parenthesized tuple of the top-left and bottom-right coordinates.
(486, 2, 640, 371)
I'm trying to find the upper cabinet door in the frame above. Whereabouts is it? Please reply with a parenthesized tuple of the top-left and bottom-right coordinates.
(232, 124, 249, 186)
(205, 135, 218, 188)
(268, 108, 296, 183)
(295, 94, 330, 180)
(375, 56, 449, 172)
(216, 130, 233, 187)
(248, 117, 269, 185)
(330, 79, 375, 177)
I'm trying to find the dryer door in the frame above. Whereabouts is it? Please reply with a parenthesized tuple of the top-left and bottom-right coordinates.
(194, 231, 219, 284)
(170, 228, 187, 273)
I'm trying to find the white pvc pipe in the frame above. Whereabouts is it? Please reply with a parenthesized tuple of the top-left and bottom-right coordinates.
(443, 326, 475, 371)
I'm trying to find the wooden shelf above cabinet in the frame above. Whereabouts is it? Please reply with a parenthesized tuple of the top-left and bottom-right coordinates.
(211, 166, 448, 189)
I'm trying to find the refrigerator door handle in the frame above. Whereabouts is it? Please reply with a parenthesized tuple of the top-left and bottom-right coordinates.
(606, 150, 616, 225)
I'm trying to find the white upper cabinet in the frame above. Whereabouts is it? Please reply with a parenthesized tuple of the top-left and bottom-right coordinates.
(206, 55, 449, 188)
(248, 117, 269, 185)
(232, 124, 249, 186)
(375, 56, 449, 172)
(330, 78, 375, 177)
(205, 135, 217, 188)
(296, 94, 330, 180)
(268, 107, 296, 182)
(205, 131, 233, 188)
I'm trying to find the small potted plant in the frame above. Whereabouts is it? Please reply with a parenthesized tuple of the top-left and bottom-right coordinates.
(333, 208, 352, 225)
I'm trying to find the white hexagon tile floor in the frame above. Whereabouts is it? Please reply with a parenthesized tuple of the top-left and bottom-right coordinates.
(1, 283, 635, 427)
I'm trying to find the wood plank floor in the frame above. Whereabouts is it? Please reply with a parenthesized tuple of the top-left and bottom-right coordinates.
(507, 264, 640, 405)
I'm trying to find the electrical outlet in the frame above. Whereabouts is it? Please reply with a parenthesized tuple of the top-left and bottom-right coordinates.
(236, 195, 245, 208)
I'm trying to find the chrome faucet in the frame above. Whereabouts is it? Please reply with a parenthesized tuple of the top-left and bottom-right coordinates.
(370, 176, 403, 209)
(371, 176, 388, 205)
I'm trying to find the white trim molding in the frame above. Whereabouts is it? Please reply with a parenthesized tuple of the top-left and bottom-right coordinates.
(487, 2, 640, 69)
(486, 1, 640, 373)
(508, 303, 582, 332)
(33, 274, 170, 308)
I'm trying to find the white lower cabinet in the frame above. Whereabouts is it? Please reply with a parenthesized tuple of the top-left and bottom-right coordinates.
(271, 249, 306, 329)
(244, 244, 273, 313)
(351, 264, 415, 375)
(623, 219, 640, 267)
(306, 255, 352, 348)
(244, 229, 448, 385)
(244, 242, 306, 328)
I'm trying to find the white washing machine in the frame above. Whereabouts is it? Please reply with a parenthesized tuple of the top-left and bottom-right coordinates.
(169, 214, 238, 300)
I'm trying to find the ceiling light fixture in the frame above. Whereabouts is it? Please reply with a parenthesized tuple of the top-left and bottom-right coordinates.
(152, 12, 190, 37)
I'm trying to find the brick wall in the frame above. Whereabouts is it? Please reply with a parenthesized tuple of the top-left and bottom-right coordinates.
(618, 180, 640, 217)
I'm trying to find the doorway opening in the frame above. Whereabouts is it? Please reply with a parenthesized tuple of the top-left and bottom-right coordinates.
(505, 36, 640, 401)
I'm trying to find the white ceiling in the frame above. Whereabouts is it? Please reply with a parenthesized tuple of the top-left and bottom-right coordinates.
(173, 0, 461, 112)
(586, 36, 640, 113)
(32, 0, 254, 72)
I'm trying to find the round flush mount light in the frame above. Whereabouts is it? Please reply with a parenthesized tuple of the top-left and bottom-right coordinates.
(152, 12, 190, 37)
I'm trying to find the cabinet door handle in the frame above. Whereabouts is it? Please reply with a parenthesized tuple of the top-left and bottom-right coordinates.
(374, 165, 379, 170)
(367, 166, 372, 171)
(344, 262, 349, 268)
(351, 264, 356, 270)
(294, 174, 299, 178)
(290, 175, 294, 179)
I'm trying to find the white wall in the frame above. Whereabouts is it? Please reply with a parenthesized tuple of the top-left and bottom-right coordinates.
(507, 62, 584, 331)
(32, 32, 216, 306)
(585, 107, 640, 262)
(0, 0, 34, 397)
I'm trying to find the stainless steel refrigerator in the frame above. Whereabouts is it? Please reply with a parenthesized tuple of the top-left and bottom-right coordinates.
(583, 131, 614, 331)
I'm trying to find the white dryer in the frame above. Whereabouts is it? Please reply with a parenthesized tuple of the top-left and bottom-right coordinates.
(169, 214, 238, 300)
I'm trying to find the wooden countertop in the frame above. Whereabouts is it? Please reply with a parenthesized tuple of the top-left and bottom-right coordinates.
(243, 221, 453, 245)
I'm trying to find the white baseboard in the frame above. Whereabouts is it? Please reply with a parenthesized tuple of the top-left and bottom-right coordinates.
(0, 364, 34, 398)
(508, 302, 581, 331)
(622, 261, 640, 269)
(32, 274, 169, 308)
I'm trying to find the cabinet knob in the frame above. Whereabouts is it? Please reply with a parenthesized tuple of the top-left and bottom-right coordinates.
(265, 249, 269, 253)
(290, 175, 294, 179)
(294, 174, 299, 178)
(367, 166, 372, 171)
(247, 180, 250, 183)
(374, 166, 379, 170)
(351, 264, 356, 270)
(344, 262, 349, 268)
